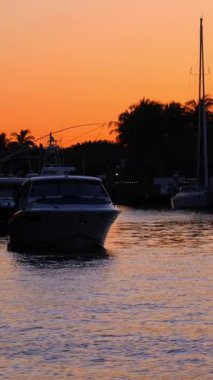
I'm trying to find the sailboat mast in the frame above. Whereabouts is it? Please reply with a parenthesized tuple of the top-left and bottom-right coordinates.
(197, 20, 202, 180)
(198, 18, 209, 189)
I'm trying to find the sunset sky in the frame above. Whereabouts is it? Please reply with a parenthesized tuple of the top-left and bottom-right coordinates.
(1, 0, 213, 146)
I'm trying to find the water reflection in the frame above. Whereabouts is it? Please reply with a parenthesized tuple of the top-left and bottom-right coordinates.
(107, 207, 213, 253)
(9, 248, 110, 270)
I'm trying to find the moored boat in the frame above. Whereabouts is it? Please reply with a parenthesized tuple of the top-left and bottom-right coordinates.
(171, 184, 211, 210)
(171, 18, 212, 210)
(0, 177, 24, 235)
(8, 175, 120, 252)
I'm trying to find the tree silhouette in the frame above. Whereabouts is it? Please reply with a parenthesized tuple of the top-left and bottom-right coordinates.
(0, 133, 9, 151)
(11, 129, 35, 146)
(115, 98, 164, 152)
(115, 97, 213, 178)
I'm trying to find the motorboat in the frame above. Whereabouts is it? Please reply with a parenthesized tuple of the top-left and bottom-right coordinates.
(8, 175, 120, 252)
(0, 177, 24, 235)
(40, 135, 76, 176)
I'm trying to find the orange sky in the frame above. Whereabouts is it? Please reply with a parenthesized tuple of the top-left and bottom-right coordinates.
(1, 0, 213, 146)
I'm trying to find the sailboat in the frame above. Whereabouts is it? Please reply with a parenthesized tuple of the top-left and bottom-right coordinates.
(171, 18, 212, 210)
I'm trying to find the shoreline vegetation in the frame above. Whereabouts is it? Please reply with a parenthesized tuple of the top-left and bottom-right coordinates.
(1, 97, 213, 207)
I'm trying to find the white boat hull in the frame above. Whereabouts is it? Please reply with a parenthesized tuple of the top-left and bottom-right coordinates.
(171, 191, 210, 210)
(8, 206, 119, 252)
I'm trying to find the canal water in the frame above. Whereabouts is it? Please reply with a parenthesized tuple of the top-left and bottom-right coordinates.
(0, 206, 212, 379)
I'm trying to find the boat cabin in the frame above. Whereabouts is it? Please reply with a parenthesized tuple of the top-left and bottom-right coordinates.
(16, 175, 112, 210)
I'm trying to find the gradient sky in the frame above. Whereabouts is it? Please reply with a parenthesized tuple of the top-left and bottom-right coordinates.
(1, 0, 213, 146)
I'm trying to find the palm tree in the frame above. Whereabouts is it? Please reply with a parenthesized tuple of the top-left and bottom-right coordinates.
(184, 96, 213, 126)
(8, 129, 35, 174)
(11, 129, 35, 146)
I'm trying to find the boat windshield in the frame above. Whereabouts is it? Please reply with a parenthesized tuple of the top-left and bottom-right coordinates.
(29, 180, 111, 205)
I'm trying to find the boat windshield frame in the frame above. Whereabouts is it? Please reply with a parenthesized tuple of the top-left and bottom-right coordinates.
(16, 178, 112, 209)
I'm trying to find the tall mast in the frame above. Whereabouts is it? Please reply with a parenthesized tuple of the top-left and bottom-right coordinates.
(198, 18, 208, 189)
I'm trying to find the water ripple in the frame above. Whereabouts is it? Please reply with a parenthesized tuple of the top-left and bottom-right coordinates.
(0, 207, 212, 379)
